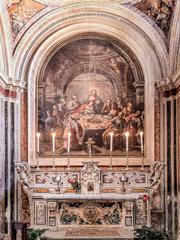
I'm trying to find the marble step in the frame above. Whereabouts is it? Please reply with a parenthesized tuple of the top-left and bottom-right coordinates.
(45, 227, 134, 240)
(48, 238, 133, 240)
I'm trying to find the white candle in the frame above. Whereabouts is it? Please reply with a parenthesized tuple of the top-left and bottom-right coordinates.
(125, 132, 129, 152)
(52, 132, 56, 152)
(68, 131, 71, 153)
(110, 132, 113, 152)
(36, 132, 41, 153)
(140, 131, 144, 152)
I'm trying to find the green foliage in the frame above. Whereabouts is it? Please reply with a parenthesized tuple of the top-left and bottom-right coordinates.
(27, 228, 48, 240)
(104, 210, 121, 224)
(134, 225, 170, 240)
(60, 210, 78, 224)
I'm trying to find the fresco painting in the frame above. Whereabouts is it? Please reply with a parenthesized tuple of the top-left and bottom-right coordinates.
(38, 39, 144, 157)
(7, 0, 46, 38)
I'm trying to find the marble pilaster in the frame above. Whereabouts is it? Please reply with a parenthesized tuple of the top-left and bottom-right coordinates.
(0, 98, 5, 237)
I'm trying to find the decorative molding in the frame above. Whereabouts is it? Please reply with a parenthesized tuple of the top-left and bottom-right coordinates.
(0, 84, 17, 99)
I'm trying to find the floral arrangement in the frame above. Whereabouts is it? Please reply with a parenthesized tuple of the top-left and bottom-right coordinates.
(68, 177, 81, 193)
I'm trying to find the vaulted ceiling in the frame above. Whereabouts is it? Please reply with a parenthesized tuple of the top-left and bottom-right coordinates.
(0, 0, 179, 88)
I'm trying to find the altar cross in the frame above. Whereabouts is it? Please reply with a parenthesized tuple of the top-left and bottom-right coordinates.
(85, 138, 95, 159)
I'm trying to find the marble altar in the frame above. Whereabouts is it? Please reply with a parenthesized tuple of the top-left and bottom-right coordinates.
(16, 159, 156, 239)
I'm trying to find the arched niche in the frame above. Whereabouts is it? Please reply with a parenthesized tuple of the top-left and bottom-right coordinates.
(36, 37, 145, 161)
(14, 4, 168, 166)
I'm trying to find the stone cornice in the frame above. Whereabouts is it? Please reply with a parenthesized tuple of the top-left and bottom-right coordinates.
(156, 77, 175, 92)
(156, 70, 180, 95)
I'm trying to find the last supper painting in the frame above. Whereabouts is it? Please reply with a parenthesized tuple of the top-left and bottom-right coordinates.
(37, 38, 144, 157)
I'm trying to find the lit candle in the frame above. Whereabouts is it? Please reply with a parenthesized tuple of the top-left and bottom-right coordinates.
(52, 132, 56, 152)
(67, 131, 71, 153)
(125, 132, 129, 152)
(36, 132, 41, 153)
(110, 132, 113, 152)
(140, 131, 144, 152)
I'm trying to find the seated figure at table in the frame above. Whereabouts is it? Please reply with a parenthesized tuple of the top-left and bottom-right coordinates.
(108, 101, 119, 118)
(115, 96, 123, 111)
(68, 94, 81, 113)
(102, 112, 126, 150)
(101, 99, 112, 115)
(84, 89, 104, 114)
(128, 110, 143, 146)
(60, 114, 83, 153)
(122, 102, 133, 121)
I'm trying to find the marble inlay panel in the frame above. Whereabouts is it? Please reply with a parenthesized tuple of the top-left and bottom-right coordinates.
(0, 98, 5, 234)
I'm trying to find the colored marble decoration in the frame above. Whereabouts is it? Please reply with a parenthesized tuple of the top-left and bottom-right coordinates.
(7, 0, 46, 39)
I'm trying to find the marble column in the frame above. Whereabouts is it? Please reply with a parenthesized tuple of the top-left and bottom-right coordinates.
(0, 98, 5, 237)
(21, 91, 28, 161)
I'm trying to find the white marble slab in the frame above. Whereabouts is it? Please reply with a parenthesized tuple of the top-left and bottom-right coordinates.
(32, 192, 142, 200)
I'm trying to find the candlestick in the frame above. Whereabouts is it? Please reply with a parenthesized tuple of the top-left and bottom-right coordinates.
(67, 131, 71, 169)
(67, 131, 71, 153)
(140, 131, 144, 152)
(125, 131, 129, 152)
(110, 132, 113, 152)
(52, 158, 56, 170)
(52, 133, 56, 170)
(110, 132, 113, 169)
(125, 132, 129, 170)
(36, 132, 41, 153)
(36, 133, 41, 170)
(52, 132, 56, 152)
(140, 131, 144, 170)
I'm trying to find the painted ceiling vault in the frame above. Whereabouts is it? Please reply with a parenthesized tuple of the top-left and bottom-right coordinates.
(4, 0, 176, 47)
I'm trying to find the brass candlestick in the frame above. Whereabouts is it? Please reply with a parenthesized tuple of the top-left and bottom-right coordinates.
(36, 152, 40, 171)
(110, 150, 112, 170)
(53, 154, 56, 170)
(126, 151, 129, 170)
(141, 150, 144, 170)
(67, 151, 71, 170)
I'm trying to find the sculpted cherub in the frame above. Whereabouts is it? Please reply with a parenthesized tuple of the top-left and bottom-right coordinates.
(148, 161, 165, 196)
(16, 161, 32, 193)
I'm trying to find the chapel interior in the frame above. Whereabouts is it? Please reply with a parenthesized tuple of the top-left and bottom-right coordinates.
(0, 0, 180, 239)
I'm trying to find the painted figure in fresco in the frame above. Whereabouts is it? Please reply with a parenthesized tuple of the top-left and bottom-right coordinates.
(68, 95, 81, 113)
(60, 114, 83, 153)
(45, 110, 54, 133)
(85, 89, 104, 114)
(101, 99, 112, 115)
(122, 102, 133, 125)
(8, 0, 45, 38)
(128, 111, 143, 146)
(115, 96, 123, 111)
(57, 98, 68, 120)
(102, 112, 126, 150)
(53, 105, 64, 122)
(136, 0, 174, 34)
(108, 101, 119, 118)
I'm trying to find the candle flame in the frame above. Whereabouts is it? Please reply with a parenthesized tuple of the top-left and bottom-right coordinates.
(68, 131, 71, 136)
(36, 132, 41, 137)
(110, 132, 114, 137)
(125, 132, 129, 137)
(140, 131, 143, 136)
(52, 132, 56, 137)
